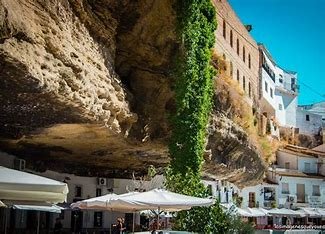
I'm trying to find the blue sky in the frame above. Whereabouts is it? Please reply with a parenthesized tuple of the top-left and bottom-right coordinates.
(228, 0, 325, 105)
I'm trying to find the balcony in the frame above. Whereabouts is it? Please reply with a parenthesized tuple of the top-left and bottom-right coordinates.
(276, 82, 299, 94)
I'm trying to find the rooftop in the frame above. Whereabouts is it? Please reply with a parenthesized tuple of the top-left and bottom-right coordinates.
(269, 167, 325, 179)
(278, 144, 325, 158)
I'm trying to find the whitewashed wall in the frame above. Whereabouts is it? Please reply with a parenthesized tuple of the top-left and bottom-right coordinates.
(296, 108, 322, 135)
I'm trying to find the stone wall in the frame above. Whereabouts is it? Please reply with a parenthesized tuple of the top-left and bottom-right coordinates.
(213, 0, 259, 105)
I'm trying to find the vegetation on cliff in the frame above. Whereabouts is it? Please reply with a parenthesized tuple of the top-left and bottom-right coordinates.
(166, 1, 254, 232)
(169, 0, 216, 176)
(166, 0, 228, 232)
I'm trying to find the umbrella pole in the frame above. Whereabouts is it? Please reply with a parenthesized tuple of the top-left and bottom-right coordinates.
(36, 211, 40, 234)
(157, 207, 160, 231)
(110, 209, 112, 234)
(4, 208, 7, 234)
(132, 211, 135, 234)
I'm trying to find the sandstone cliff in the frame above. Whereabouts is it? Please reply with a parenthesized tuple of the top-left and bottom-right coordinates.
(0, 0, 266, 186)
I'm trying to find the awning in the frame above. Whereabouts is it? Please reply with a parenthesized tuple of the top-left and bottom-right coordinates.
(236, 208, 254, 217)
(315, 208, 325, 216)
(13, 204, 62, 213)
(267, 208, 300, 216)
(246, 207, 269, 217)
(0, 166, 68, 203)
(298, 208, 321, 217)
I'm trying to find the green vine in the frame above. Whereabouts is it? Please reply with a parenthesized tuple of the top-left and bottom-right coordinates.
(169, 0, 217, 176)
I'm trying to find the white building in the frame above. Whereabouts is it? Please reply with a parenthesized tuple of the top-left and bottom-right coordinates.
(259, 44, 323, 136)
(240, 182, 277, 209)
(268, 145, 325, 209)
(0, 151, 163, 233)
(259, 44, 299, 137)
(296, 108, 323, 135)
(299, 101, 325, 127)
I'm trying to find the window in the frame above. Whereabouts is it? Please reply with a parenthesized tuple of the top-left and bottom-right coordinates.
(248, 54, 251, 68)
(230, 30, 233, 47)
(243, 46, 246, 62)
(312, 185, 320, 196)
(306, 115, 310, 121)
(96, 188, 102, 197)
(207, 184, 213, 196)
(230, 61, 233, 76)
(265, 81, 268, 92)
(237, 69, 239, 82)
(279, 104, 283, 110)
(94, 212, 103, 227)
(75, 185, 82, 198)
(248, 192, 256, 208)
(223, 20, 226, 39)
(243, 76, 246, 90)
(285, 162, 290, 169)
(304, 162, 311, 172)
(270, 88, 273, 98)
(282, 183, 289, 194)
(248, 82, 251, 97)
(236, 38, 239, 55)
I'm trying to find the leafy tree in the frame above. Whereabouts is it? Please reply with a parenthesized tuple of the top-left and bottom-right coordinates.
(165, 169, 231, 233)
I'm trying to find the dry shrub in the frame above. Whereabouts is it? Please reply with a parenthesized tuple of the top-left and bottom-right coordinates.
(212, 51, 283, 164)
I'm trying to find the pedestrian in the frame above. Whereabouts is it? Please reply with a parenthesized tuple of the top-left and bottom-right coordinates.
(121, 217, 127, 233)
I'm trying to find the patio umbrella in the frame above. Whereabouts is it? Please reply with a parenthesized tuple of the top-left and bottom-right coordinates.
(71, 191, 139, 211)
(115, 189, 215, 232)
(71, 192, 139, 234)
(0, 166, 68, 203)
(0, 200, 6, 207)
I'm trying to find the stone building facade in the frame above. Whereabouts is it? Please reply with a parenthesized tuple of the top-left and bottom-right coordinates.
(213, 0, 260, 104)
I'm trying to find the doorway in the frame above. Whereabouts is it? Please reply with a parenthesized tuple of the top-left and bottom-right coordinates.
(297, 184, 305, 203)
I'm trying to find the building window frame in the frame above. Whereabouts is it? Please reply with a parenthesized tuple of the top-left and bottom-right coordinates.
(223, 20, 226, 39)
(306, 115, 310, 121)
(75, 185, 82, 198)
(282, 183, 289, 194)
(304, 162, 311, 173)
(265, 81, 268, 93)
(248, 54, 251, 68)
(237, 69, 239, 82)
(94, 212, 103, 227)
(248, 82, 251, 98)
(312, 185, 320, 196)
(243, 46, 246, 62)
(96, 188, 102, 197)
(243, 76, 246, 91)
(236, 38, 240, 55)
(230, 30, 233, 47)
(230, 61, 233, 77)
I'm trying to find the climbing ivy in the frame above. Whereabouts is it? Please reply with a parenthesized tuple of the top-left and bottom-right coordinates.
(166, 2, 254, 232)
(169, 0, 217, 176)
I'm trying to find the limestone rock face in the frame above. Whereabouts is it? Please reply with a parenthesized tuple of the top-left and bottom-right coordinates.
(0, 0, 266, 185)
(0, 0, 136, 137)
(0, 0, 176, 177)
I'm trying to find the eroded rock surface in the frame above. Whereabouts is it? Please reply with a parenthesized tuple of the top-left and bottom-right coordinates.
(0, 0, 266, 186)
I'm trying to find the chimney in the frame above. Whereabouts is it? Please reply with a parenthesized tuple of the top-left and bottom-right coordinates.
(245, 25, 252, 32)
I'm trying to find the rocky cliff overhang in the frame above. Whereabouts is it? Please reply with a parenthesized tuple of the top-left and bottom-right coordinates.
(0, 0, 266, 186)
